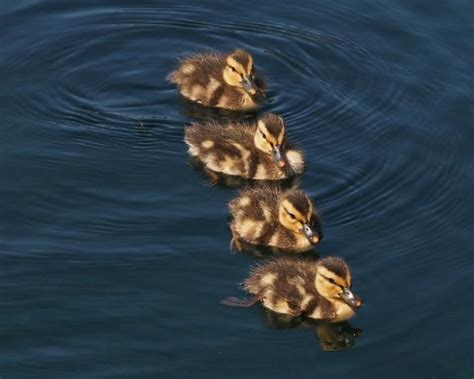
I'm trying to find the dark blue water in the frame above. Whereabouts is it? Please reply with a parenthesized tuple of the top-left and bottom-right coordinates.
(1, 1, 473, 378)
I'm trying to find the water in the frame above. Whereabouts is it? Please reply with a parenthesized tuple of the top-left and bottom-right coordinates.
(0, 0, 473, 377)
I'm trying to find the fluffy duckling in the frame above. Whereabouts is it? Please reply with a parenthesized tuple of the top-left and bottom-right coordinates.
(229, 186, 322, 252)
(221, 256, 362, 323)
(184, 113, 304, 182)
(168, 49, 266, 110)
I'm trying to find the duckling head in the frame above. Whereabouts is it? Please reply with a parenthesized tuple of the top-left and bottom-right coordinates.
(315, 257, 362, 309)
(223, 49, 258, 95)
(278, 190, 323, 244)
(254, 114, 286, 168)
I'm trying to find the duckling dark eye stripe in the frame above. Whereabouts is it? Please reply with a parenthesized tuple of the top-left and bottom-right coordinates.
(321, 274, 344, 289)
(283, 207, 304, 223)
(228, 64, 240, 73)
(283, 207, 296, 219)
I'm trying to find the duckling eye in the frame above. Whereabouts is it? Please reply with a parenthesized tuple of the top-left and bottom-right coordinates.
(327, 278, 335, 284)
(229, 66, 238, 73)
(288, 212, 296, 220)
(261, 131, 267, 140)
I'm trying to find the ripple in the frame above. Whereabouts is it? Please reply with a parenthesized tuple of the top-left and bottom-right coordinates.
(3, 1, 466, 254)
(1, 2, 473, 377)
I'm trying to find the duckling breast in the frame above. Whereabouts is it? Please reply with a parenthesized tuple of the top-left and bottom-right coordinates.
(332, 301, 356, 322)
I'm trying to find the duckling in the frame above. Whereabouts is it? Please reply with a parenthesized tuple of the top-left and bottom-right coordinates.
(229, 186, 322, 252)
(316, 322, 362, 351)
(168, 49, 266, 111)
(184, 113, 304, 183)
(221, 256, 362, 323)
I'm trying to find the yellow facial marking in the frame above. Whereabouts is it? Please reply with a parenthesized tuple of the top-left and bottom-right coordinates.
(318, 266, 347, 288)
(258, 123, 278, 145)
(281, 200, 305, 222)
(226, 57, 246, 75)
(307, 202, 313, 221)
(346, 271, 352, 287)
(247, 55, 253, 74)
(257, 120, 269, 136)
(255, 120, 277, 156)
(277, 124, 285, 145)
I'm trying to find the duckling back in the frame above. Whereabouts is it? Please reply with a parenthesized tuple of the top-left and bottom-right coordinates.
(229, 187, 317, 252)
(185, 121, 253, 175)
(169, 53, 224, 105)
(244, 258, 333, 318)
(185, 121, 300, 180)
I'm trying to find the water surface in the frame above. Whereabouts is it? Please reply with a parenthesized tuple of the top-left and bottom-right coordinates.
(1, 0, 473, 378)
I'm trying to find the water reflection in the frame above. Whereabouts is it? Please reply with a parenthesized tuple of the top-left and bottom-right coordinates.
(237, 242, 319, 259)
(181, 99, 258, 122)
(262, 309, 362, 352)
(187, 156, 303, 189)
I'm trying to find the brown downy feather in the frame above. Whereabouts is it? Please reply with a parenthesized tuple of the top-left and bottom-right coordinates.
(169, 52, 266, 110)
(184, 120, 303, 180)
(229, 186, 320, 252)
(242, 257, 355, 322)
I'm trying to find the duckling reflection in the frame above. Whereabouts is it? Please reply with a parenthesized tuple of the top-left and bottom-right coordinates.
(262, 310, 362, 351)
(180, 98, 257, 122)
(315, 322, 362, 352)
(235, 240, 319, 259)
(169, 49, 266, 111)
(187, 156, 303, 188)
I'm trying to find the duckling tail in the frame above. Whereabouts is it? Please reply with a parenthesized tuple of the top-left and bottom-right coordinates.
(220, 294, 262, 307)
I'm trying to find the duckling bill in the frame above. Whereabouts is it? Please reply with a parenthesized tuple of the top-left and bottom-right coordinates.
(184, 113, 304, 182)
(169, 49, 266, 111)
(229, 186, 322, 252)
(221, 256, 362, 323)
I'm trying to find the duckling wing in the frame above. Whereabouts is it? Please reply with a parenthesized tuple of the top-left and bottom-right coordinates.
(169, 52, 224, 84)
(229, 186, 282, 244)
(185, 122, 257, 177)
(244, 258, 318, 317)
(169, 53, 229, 106)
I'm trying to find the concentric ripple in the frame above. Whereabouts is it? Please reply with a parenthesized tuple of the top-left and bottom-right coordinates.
(1, 2, 472, 375)
(2, 0, 467, 263)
